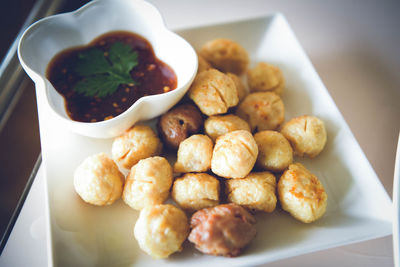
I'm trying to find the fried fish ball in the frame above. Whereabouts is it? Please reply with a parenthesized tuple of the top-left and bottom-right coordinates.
(188, 203, 256, 257)
(123, 156, 172, 210)
(134, 204, 189, 259)
(174, 134, 213, 173)
(226, 72, 248, 102)
(74, 153, 124, 206)
(204, 114, 251, 142)
(211, 130, 258, 179)
(236, 91, 285, 132)
(200, 38, 249, 75)
(280, 115, 327, 158)
(254, 130, 293, 172)
(172, 173, 220, 211)
(278, 163, 328, 223)
(197, 53, 212, 73)
(188, 69, 238, 116)
(112, 125, 162, 169)
(247, 62, 285, 95)
(225, 171, 277, 212)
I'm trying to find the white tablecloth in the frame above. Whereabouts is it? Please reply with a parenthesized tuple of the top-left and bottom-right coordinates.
(1, 0, 399, 266)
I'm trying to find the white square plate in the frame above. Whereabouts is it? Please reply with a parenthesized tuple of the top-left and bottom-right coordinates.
(38, 14, 392, 266)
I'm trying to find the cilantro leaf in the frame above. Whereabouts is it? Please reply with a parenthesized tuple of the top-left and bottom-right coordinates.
(73, 42, 138, 98)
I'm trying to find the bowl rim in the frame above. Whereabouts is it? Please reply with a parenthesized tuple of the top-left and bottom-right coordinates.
(17, 0, 198, 136)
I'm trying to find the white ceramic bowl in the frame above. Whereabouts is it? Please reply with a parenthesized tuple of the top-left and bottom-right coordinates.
(18, 0, 197, 138)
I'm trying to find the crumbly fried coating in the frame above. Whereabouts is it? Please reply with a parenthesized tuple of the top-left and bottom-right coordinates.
(280, 115, 327, 158)
(172, 173, 220, 211)
(174, 134, 213, 173)
(225, 171, 277, 212)
(134, 204, 189, 259)
(123, 156, 172, 210)
(200, 38, 249, 75)
(247, 62, 285, 95)
(236, 91, 285, 132)
(226, 72, 248, 102)
(278, 163, 328, 223)
(188, 69, 238, 116)
(112, 124, 162, 169)
(254, 130, 293, 172)
(204, 114, 251, 142)
(74, 153, 124, 206)
(211, 130, 258, 179)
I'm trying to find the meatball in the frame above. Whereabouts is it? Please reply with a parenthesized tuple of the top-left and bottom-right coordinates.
(172, 173, 220, 211)
(254, 130, 293, 172)
(236, 91, 285, 132)
(278, 163, 328, 223)
(123, 156, 173, 210)
(211, 130, 258, 179)
(204, 114, 251, 142)
(225, 171, 277, 212)
(74, 153, 124, 206)
(280, 115, 327, 158)
(247, 62, 285, 95)
(199, 38, 249, 75)
(188, 203, 256, 257)
(197, 53, 212, 73)
(188, 69, 238, 116)
(174, 134, 213, 173)
(226, 72, 248, 102)
(158, 103, 203, 150)
(112, 124, 162, 169)
(134, 204, 189, 259)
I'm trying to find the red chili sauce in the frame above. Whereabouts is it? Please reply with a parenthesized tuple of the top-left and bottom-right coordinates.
(46, 31, 177, 122)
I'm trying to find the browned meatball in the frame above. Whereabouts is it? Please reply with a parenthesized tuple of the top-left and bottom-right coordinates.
(188, 203, 257, 257)
(158, 104, 203, 150)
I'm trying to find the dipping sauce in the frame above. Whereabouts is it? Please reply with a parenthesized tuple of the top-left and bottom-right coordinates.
(46, 31, 177, 122)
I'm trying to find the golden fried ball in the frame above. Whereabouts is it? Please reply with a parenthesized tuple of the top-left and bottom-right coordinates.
(74, 153, 124, 206)
(204, 114, 251, 142)
(280, 115, 327, 158)
(188, 69, 238, 116)
(225, 171, 277, 212)
(254, 130, 293, 172)
(174, 134, 213, 173)
(211, 130, 258, 179)
(172, 173, 220, 211)
(226, 72, 248, 102)
(112, 125, 162, 169)
(200, 38, 249, 75)
(236, 91, 285, 132)
(134, 204, 189, 259)
(278, 163, 328, 223)
(247, 62, 285, 95)
(123, 156, 173, 210)
(197, 53, 212, 73)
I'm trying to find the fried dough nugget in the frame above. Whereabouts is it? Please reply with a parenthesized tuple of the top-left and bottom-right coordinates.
(236, 91, 285, 132)
(254, 130, 293, 172)
(247, 62, 285, 95)
(204, 114, 251, 142)
(278, 163, 328, 223)
(211, 130, 258, 179)
(188, 69, 238, 116)
(174, 134, 213, 173)
(172, 173, 220, 211)
(112, 125, 162, 169)
(200, 38, 249, 75)
(280, 115, 327, 158)
(225, 171, 277, 212)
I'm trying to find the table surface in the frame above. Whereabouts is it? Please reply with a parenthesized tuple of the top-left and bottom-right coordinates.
(1, 0, 399, 266)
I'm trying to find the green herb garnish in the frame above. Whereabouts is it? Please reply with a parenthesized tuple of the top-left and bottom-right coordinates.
(73, 42, 138, 98)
